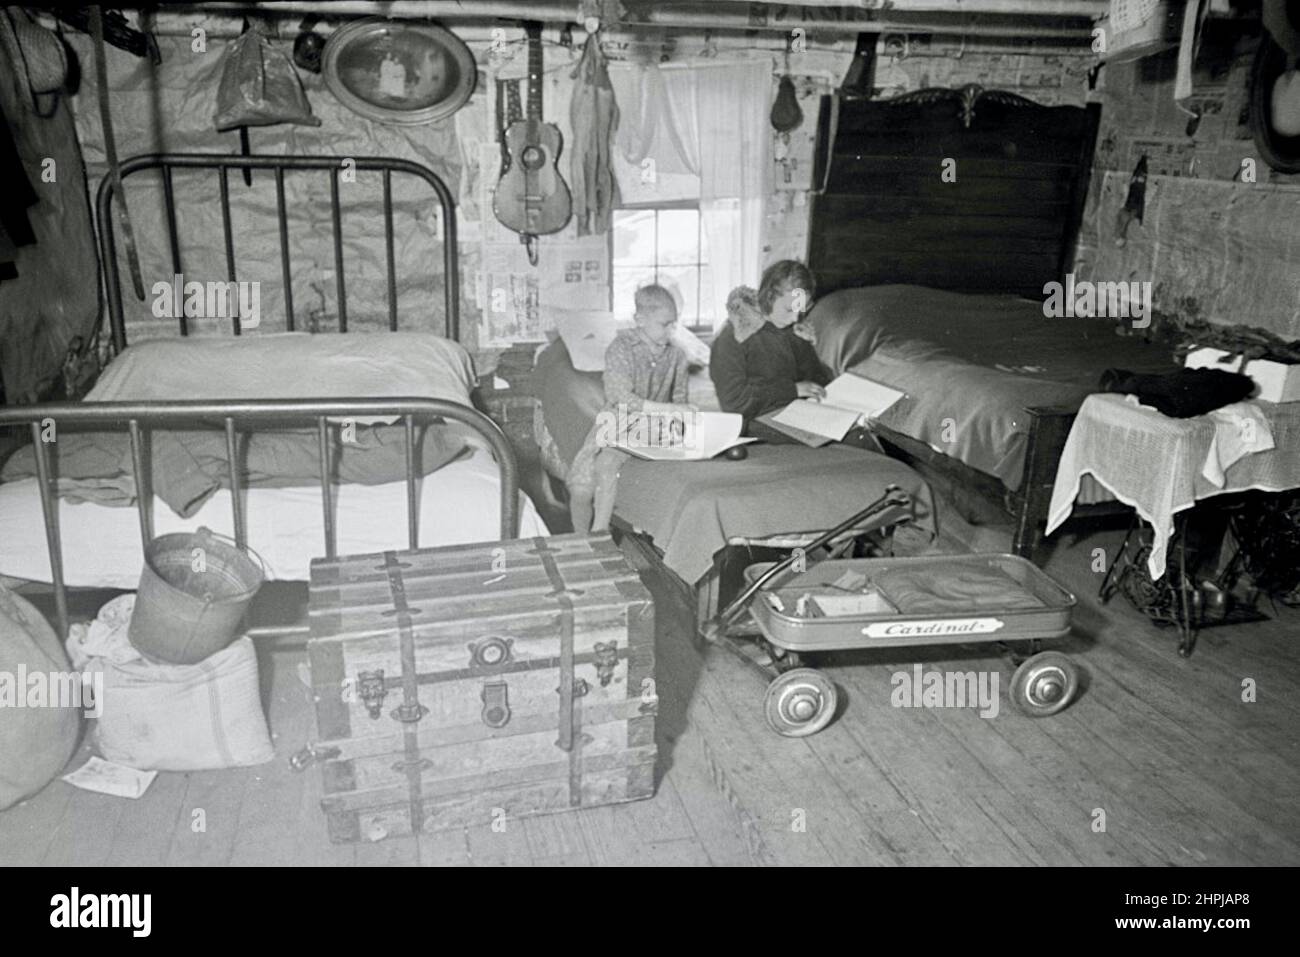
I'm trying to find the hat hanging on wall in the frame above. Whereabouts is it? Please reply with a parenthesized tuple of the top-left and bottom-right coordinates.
(321, 18, 476, 125)
(1, 8, 72, 116)
(1250, 0, 1300, 173)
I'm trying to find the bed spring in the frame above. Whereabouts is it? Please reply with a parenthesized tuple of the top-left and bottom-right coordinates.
(0, 398, 520, 640)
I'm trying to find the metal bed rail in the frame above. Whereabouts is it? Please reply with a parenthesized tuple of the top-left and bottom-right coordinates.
(96, 153, 460, 352)
(0, 397, 519, 640)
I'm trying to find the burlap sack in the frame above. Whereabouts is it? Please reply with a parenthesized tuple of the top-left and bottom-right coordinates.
(0, 584, 82, 810)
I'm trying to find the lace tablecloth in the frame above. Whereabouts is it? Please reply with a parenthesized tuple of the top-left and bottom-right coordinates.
(1046, 393, 1300, 580)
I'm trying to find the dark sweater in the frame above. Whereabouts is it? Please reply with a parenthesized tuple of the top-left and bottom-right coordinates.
(709, 320, 830, 423)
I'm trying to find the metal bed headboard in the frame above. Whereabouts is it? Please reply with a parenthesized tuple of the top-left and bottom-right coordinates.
(97, 153, 461, 351)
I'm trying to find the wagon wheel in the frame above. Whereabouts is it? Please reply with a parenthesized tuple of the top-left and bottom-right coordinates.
(1010, 651, 1078, 718)
(764, 668, 838, 737)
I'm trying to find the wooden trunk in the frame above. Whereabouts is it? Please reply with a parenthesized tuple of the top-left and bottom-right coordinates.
(305, 533, 657, 843)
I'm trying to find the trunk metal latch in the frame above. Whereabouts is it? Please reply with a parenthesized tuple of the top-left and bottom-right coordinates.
(357, 669, 387, 719)
(481, 678, 511, 728)
(593, 642, 618, 687)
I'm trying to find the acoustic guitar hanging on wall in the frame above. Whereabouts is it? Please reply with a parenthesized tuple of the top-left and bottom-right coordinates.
(493, 21, 572, 265)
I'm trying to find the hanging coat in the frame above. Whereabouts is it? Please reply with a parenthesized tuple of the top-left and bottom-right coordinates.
(569, 35, 619, 237)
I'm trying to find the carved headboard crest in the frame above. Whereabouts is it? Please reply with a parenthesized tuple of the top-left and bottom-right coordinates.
(883, 83, 1047, 128)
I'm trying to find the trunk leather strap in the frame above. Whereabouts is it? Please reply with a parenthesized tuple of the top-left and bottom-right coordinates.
(384, 551, 430, 834)
(534, 537, 584, 806)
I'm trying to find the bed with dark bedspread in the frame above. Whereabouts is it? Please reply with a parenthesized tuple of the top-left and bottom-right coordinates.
(807, 284, 1182, 490)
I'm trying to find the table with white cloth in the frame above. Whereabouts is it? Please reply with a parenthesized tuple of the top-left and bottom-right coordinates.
(1046, 392, 1300, 651)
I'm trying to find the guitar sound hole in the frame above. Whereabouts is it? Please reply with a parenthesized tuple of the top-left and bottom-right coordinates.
(521, 146, 545, 170)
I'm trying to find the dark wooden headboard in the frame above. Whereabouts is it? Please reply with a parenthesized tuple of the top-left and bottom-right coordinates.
(808, 85, 1100, 298)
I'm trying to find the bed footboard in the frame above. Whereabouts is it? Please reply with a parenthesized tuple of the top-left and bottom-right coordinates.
(870, 405, 1078, 562)
(0, 397, 519, 638)
(1010, 405, 1077, 558)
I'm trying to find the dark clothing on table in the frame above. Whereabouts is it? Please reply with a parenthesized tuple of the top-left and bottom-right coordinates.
(710, 320, 829, 424)
(1099, 367, 1255, 418)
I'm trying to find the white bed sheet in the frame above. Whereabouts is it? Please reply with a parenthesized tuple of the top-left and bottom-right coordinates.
(0, 447, 547, 589)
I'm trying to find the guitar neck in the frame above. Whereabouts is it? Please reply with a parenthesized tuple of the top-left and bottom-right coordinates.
(525, 21, 543, 119)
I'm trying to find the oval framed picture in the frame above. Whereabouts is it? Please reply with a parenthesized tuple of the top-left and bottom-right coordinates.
(321, 18, 477, 125)
(1250, 33, 1300, 175)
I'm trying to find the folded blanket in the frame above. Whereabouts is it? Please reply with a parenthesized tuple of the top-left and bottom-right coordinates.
(0, 423, 467, 518)
(875, 562, 1044, 614)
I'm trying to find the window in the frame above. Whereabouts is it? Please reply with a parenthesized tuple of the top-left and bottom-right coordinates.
(611, 204, 717, 329)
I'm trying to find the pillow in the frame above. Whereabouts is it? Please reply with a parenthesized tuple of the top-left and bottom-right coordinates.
(550, 308, 624, 371)
(89, 331, 477, 410)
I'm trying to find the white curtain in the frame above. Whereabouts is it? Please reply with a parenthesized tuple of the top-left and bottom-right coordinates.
(609, 60, 771, 326)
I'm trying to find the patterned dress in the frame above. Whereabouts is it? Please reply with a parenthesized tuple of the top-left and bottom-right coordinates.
(567, 328, 690, 490)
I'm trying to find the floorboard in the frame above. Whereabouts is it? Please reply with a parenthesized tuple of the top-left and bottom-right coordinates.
(2, 525, 1296, 867)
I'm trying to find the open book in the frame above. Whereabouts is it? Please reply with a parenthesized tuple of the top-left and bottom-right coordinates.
(761, 373, 905, 445)
(610, 410, 756, 462)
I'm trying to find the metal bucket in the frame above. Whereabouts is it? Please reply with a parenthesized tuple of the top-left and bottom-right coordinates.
(128, 527, 265, 665)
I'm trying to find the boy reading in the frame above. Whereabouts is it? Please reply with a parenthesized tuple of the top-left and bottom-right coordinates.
(568, 285, 693, 533)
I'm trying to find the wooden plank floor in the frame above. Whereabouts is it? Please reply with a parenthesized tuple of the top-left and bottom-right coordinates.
(2, 526, 1297, 866)
(633, 525, 1300, 867)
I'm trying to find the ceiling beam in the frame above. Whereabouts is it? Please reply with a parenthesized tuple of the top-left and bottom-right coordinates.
(658, 0, 1106, 13)
(186, 2, 1096, 41)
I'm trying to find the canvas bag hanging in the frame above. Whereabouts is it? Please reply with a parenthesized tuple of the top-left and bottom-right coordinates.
(214, 20, 320, 131)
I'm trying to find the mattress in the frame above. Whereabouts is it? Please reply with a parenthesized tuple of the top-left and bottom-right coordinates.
(0, 332, 548, 587)
(613, 444, 935, 585)
(0, 446, 547, 589)
(807, 285, 1182, 490)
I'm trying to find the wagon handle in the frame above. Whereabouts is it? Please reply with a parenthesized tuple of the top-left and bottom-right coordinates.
(700, 485, 913, 644)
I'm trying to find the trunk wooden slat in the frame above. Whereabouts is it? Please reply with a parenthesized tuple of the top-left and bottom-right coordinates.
(305, 533, 657, 842)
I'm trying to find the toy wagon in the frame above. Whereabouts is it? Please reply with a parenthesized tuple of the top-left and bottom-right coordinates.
(700, 487, 1082, 737)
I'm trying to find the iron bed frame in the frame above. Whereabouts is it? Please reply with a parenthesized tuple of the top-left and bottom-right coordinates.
(99, 153, 462, 349)
(869, 410, 1080, 560)
(0, 153, 520, 641)
(808, 84, 1119, 562)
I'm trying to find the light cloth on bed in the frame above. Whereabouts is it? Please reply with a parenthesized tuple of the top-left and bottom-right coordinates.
(612, 444, 936, 585)
(1046, 393, 1300, 580)
(0, 448, 548, 589)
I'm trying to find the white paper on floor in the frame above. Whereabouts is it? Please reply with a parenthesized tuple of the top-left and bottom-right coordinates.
(62, 756, 157, 799)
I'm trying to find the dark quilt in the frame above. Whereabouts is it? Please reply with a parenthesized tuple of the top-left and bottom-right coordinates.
(806, 285, 1183, 489)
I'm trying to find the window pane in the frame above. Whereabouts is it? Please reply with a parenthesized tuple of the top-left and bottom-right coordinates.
(612, 209, 656, 266)
(612, 266, 656, 321)
(697, 220, 717, 325)
(697, 263, 719, 326)
(656, 209, 700, 266)
(655, 265, 702, 324)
